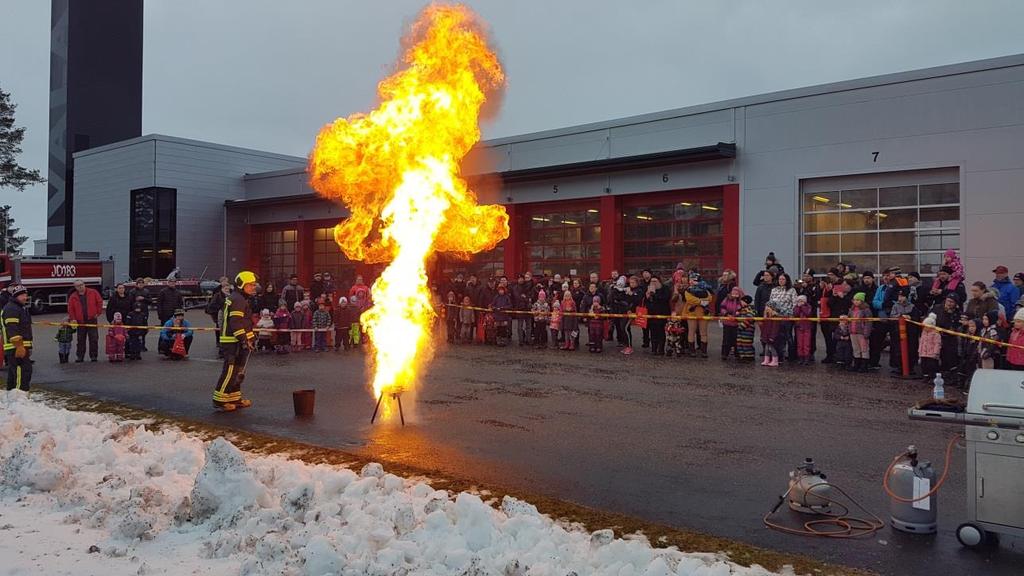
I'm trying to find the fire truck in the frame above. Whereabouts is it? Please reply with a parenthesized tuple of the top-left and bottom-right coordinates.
(0, 252, 114, 314)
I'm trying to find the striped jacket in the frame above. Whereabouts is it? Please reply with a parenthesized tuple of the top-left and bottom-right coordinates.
(219, 288, 255, 345)
(2, 300, 32, 351)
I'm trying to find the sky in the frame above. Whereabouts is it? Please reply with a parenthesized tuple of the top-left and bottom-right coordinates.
(2, 0, 1024, 248)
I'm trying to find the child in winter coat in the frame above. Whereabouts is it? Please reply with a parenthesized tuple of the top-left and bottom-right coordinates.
(444, 291, 459, 344)
(560, 294, 579, 351)
(1006, 308, 1024, 370)
(719, 287, 743, 360)
(932, 248, 964, 292)
(273, 304, 291, 353)
(735, 296, 756, 361)
(957, 319, 981, 386)
(588, 299, 605, 353)
(302, 301, 314, 349)
(126, 304, 148, 360)
(332, 297, 353, 351)
(289, 302, 307, 352)
(54, 316, 76, 364)
(312, 301, 332, 352)
(532, 290, 550, 348)
(793, 294, 814, 365)
(979, 310, 1001, 369)
(549, 299, 562, 349)
(848, 292, 873, 372)
(106, 312, 127, 362)
(256, 309, 275, 353)
(760, 306, 780, 367)
(834, 316, 853, 369)
(459, 296, 475, 344)
(666, 287, 687, 358)
(919, 313, 942, 381)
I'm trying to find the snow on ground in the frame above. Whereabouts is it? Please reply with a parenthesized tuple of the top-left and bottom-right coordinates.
(0, 393, 791, 576)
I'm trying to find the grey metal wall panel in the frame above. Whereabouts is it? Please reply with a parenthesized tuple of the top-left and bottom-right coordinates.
(609, 110, 734, 158)
(72, 139, 155, 284)
(244, 171, 315, 200)
(154, 139, 305, 280)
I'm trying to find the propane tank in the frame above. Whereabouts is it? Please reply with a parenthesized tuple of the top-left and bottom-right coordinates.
(787, 458, 833, 514)
(888, 445, 938, 534)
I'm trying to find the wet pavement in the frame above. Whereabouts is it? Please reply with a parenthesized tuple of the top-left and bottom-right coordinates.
(23, 311, 1024, 575)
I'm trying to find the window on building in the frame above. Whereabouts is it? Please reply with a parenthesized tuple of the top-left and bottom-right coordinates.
(129, 187, 176, 279)
(313, 226, 358, 288)
(623, 200, 723, 279)
(802, 182, 960, 277)
(256, 228, 298, 288)
(525, 209, 601, 276)
(438, 240, 506, 279)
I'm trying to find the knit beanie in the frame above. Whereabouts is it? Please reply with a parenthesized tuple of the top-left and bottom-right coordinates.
(113, 312, 122, 322)
(985, 310, 1000, 327)
(538, 290, 547, 301)
(853, 292, 866, 302)
(796, 295, 807, 304)
(923, 313, 937, 327)
(1015, 308, 1024, 323)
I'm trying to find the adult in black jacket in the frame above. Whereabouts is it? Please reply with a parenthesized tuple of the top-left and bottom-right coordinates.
(714, 270, 738, 316)
(929, 267, 967, 309)
(129, 279, 152, 351)
(752, 252, 784, 287)
(821, 271, 854, 363)
(156, 280, 183, 326)
(213, 271, 257, 411)
(753, 270, 775, 317)
(511, 274, 533, 345)
(644, 277, 671, 355)
(2, 285, 33, 391)
(933, 293, 964, 379)
(259, 282, 280, 312)
(309, 272, 325, 302)
(609, 277, 642, 352)
(105, 283, 134, 323)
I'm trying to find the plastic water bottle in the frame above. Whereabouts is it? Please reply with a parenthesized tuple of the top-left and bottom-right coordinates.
(932, 373, 945, 401)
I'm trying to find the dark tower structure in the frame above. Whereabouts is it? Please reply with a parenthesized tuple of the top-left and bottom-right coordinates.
(47, 0, 143, 254)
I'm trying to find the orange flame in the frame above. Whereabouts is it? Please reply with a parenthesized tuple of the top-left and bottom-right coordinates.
(308, 4, 508, 418)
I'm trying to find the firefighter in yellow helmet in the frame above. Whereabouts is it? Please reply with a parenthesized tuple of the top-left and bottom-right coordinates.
(2, 285, 33, 391)
(213, 271, 258, 411)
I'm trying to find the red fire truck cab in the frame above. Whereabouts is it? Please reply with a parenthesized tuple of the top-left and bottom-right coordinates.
(0, 252, 114, 314)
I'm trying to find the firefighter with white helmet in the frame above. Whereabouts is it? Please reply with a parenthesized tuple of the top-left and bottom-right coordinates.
(2, 285, 33, 391)
(213, 271, 258, 411)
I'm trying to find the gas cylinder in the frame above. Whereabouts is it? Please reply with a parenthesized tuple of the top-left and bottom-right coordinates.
(787, 458, 833, 514)
(888, 445, 938, 534)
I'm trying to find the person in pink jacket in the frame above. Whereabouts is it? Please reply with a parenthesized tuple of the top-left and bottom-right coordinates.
(1006, 308, 1024, 370)
(918, 313, 942, 381)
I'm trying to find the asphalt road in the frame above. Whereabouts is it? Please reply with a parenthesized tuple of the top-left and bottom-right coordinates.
(20, 311, 1024, 575)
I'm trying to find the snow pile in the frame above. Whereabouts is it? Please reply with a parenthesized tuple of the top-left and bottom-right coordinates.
(0, 393, 790, 576)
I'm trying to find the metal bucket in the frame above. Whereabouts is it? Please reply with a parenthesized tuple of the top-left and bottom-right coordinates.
(292, 389, 316, 417)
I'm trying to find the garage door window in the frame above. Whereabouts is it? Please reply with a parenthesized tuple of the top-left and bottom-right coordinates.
(802, 183, 959, 276)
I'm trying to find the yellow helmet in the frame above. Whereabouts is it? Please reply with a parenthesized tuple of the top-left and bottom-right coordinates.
(235, 270, 258, 289)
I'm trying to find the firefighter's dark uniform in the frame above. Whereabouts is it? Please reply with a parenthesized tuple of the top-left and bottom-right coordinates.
(2, 297, 33, 391)
(213, 287, 255, 407)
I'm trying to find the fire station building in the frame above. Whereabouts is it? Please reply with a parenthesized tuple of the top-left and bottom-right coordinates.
(72, 54, 1024, 289)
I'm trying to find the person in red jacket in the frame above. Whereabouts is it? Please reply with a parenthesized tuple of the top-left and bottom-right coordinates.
(67, 280, 104, 362)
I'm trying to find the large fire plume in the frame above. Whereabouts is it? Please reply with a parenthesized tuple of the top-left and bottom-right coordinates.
(308, 4, 508, 419)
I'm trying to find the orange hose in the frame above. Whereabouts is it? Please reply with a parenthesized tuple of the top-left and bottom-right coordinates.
(882, 434, 961, 503)
(763, 481, 885, 538)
